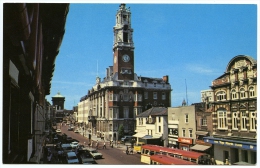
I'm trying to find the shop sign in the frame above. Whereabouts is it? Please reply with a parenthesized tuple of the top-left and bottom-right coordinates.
(178, 137, 192, 144)
(205, 138, 256, 151)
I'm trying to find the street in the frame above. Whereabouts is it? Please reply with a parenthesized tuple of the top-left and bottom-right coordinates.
(57, 123, 145, 165)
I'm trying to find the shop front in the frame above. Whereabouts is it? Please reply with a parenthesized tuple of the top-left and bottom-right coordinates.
(203, 136, 256, 165)
(178, 137, 193, 151)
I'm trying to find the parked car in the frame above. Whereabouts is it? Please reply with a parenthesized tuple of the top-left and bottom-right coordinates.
(56, 129, 61, 133)
(61, 143, 73, 156)
(70, 141, 79, 149)
(87, 148, 103, 159)
(67, 127, 73, 131)
(77, 147, 97, 164)
(66, 151, 79, 164)
(74, 129, 79, 133)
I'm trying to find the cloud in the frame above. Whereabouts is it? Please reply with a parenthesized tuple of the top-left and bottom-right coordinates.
(185, 64, 220, 75)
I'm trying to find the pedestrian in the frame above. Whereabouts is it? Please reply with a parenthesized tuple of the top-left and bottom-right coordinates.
(47, 152, 52, 164)
(91, 140, 93, 148)
(111, 140, 113, 148)
(211, 157, 216, 165)
(126, 146, 129, 155)
(96, 140, 99, 150)
(130, 147, 133, 154)
(88, 141, 91, 148)
(103, 141, 106, 149)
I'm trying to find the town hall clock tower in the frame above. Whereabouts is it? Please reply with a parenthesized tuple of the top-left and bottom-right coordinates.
(113, 4, 134, 80)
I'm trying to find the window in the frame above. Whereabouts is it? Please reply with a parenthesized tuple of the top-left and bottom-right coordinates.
(218, 110, 227, 129)
(144, 92, 148, 99)
(185, 114, 189, 123)
(153, 92, 157, 99)
(182, 129, 186, 137)
(124, 94, 129, 101)
(154, 83, 156, 87)
(109, 93, 113, 101)
(241, 111, 247, 130)
(158, 126, 161, 132)
(216, 91, 226, 101)
(162, 92, 166, 100)
(137, 94, 142, 101)
(158, 117, 161, 123)
(201, 118, 207, 126)
(232, 112, 238, 129)
(139, 118, 143, 125)
(249, 111, 256, 131)
(249, 87, 255, 97)
(124, 107, 129, 118)
(144, 82, 147, 87)
(231, 89, 237, 99)
(110, 108, 113, 118)
(240, 88, 246, 98)
(189, 129, 192, 138)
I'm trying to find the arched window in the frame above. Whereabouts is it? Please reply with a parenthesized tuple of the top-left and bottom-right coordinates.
(240, 88, 246, 98)
(216, 91, 226, 101)
(249, 111, 257, 131)
(232, 112, 238, 129)
(249, 87, 255, 97)
(231, 89, 237, 99)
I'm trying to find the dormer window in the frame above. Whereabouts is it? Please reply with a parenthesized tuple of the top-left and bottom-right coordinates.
(154, 83, 156, 87)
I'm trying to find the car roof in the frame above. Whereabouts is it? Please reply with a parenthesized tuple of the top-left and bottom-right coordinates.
(61, 144, 71, 147)
(67, 152, 77, 156)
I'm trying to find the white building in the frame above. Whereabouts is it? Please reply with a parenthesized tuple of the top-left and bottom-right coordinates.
(134, 107, 168, 147)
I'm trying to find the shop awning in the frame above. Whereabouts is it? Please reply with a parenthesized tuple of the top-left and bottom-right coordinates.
(153, 134, 162, 138)
(190, 144, 211, 151)
(133, 132, 146, 138)
(196, 131, 209, 136)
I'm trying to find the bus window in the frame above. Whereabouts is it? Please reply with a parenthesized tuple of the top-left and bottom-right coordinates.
(150, 151, 155, 155)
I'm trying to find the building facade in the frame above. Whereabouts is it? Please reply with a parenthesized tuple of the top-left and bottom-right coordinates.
(78, 4, 171, 141)
(134, 107, 168, 146)
(168, 105, 197, 150)
(3, 3, 69, 163)
(203, 55, 257, 165)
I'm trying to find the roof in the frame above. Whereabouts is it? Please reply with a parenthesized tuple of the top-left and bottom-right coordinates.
(140, 76, 167, 83)
(136, 107, 168, 117)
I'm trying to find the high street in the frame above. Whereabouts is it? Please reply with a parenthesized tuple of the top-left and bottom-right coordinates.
(56, 123, 145, 165)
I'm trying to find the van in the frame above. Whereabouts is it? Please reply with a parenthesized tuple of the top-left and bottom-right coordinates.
(121, 136, 135, 143)
(133, 142, 145, 153)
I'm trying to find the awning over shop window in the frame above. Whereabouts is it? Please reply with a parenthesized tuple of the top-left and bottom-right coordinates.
(190, 144, 211, 151)
(153, 134, 162, 138)
(133, 132, 146, 138)
(195, 131, 209, 136)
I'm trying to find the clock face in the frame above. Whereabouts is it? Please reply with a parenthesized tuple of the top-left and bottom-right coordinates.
(122, 54, 130, 62)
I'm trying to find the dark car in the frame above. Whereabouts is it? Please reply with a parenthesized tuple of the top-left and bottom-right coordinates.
(77, 147, 97, 164)
(67, 127, 73, 131)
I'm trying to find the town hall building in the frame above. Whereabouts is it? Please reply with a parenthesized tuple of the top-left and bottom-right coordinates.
(78, 4, 172, 141)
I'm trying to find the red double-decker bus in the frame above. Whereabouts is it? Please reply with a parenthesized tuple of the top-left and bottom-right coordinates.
(150, 155, 198, 165)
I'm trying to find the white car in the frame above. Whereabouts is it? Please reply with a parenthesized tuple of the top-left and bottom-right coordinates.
(70, 141, 79, 148)
(56, 129, 61, 133)
(74, 129, 79, 133)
